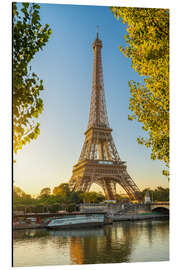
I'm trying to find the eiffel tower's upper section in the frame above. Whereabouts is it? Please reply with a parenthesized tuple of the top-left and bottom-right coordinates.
(87, 32, 110, 129)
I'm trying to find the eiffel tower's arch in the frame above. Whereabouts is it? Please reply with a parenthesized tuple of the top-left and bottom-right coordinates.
(88, 176, 140, 201)
(88, 181, 105, 193)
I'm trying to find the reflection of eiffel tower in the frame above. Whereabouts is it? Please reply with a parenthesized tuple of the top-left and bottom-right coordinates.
(69, 225, 133, 264)
(69, 32, 141, 200)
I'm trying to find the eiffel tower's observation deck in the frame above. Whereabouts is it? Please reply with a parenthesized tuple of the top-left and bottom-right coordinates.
(69, 33, 141, 201)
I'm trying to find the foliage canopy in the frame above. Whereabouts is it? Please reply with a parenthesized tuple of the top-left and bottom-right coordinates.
(40, 187, 51, 197)
(13, 2, 52, 154)
(111, 7, 169, 176)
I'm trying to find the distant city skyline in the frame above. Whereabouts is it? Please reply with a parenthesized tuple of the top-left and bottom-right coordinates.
(14, 3, 169, 196)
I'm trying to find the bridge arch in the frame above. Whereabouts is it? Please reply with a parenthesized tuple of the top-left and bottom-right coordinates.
(151, 206, 169, 214)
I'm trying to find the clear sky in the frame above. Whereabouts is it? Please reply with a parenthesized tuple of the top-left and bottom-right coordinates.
(14, 3, 169, 196)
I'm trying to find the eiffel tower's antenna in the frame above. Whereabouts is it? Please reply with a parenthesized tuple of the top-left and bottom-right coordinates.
(96, 25, 99, 38)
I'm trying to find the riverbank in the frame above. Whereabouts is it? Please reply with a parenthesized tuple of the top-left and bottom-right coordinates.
(111, 213, 169, 221)
(13, 223, 45, 230)
(13, 213, 169, 230)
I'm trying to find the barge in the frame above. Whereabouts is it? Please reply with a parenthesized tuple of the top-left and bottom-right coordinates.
(46, 214, 104, 229)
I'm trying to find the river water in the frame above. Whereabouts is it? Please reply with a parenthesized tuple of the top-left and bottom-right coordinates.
(13, 219, 169, 267)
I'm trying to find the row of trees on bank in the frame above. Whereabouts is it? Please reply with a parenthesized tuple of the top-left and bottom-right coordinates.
(13, 183, 169, 213)
(141, 186, 169, 202)
(13, 183, 105, 213)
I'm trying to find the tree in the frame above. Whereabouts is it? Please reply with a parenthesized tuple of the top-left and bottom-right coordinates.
(40, 187, 51, 197)
(13, 2, 52, 154)
(13, 185, 26, 198)
(154, 186, 169, 201)
(82, 192, 105, 203)
(53, 183, 71, 204)
(142, 186, 169, 202)
(13, 185, 35, 210)
(53, 183, 70, 196)
(69, 191, 83, 204)
(111, 7, 169, 176)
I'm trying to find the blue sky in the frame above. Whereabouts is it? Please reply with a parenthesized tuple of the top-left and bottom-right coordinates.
(14, 3, 169, 195)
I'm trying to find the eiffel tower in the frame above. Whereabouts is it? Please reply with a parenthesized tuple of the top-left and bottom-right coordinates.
(69, 32, 141, 201)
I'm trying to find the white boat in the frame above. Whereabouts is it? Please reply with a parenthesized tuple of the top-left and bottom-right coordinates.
(46, 214, 104, 229)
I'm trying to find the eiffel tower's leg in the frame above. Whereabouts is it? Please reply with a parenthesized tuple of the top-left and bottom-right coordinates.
(82, 179, 92, 193)
(116, 172, 141, 200)
(112, 181, 117, 199)
(100, 179, 116, 200)
(69, 178, 77, 191)
(71, 177, 84, 192)
(99, 180, 108, 199)
(105, 182, 114, 200)
(86, 183, 91, 192)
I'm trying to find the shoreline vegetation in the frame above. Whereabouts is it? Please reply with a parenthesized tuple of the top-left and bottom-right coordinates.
(13, 183, 169, 214)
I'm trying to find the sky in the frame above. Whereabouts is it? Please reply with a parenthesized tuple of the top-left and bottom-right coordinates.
(14, 2, 169, 196)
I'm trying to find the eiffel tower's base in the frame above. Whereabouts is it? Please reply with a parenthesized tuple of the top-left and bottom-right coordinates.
(69, 159, 141, 201)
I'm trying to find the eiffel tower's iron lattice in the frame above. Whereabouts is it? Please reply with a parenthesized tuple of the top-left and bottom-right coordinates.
(69, 33, 141, 201)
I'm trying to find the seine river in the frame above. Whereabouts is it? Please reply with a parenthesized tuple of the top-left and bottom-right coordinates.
(13, 219, 169, 267)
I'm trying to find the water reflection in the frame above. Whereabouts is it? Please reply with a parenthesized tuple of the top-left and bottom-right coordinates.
(49, 227, 104, 237)
(13, 229, 49, 240)
(13, 219, 169, 267)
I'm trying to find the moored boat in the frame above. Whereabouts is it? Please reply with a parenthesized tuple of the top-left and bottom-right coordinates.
(46, 214, 104, 229)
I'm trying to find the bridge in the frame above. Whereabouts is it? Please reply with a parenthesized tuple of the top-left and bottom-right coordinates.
(79, 201, 169, 215)
(149, 202, 169, 213)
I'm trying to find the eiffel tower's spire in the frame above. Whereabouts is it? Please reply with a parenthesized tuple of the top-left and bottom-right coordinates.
(88, 32, 109, 129)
